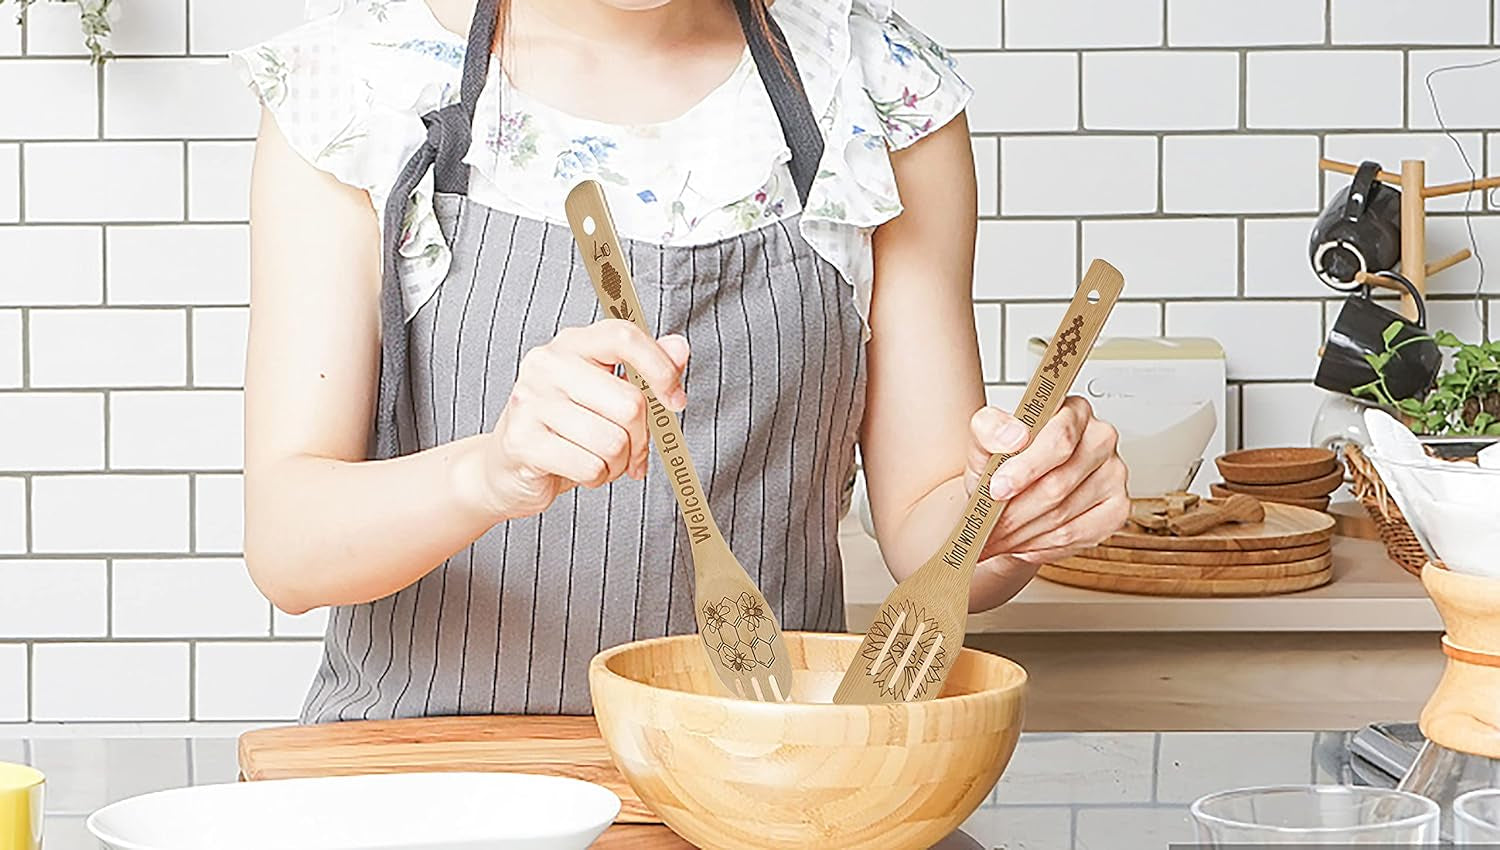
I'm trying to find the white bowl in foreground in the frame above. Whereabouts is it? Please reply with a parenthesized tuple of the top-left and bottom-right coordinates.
(87, 771, 620, 850)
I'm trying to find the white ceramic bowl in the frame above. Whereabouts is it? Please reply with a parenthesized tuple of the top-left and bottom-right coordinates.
(1365, 447, 1500, 578)
(87, 772, 620, 850)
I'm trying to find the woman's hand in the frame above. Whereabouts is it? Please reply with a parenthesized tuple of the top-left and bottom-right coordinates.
(964, 397, 1130, 564)
(471, 319, 689, 521)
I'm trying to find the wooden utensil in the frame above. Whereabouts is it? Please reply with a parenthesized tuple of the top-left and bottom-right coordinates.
(564, 181, 798, 704)
(1106, 502, 1335, 552)
(1082, 541, 1330, 566)
(590, 632, 1026, 850)
(238, 716, 655, 823)
(832, 260, 1124, 705)
(1038, 562, 1333, 597)
(1165, 493, 1264, 536)
(1057, 552, 1333, 580)
(564, 180, 792, 703)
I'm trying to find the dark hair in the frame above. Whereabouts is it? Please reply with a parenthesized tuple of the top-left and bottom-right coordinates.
(492, 0, 794, 78)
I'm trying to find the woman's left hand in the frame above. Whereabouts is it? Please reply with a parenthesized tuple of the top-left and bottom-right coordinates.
(964, 397, 1130, 564)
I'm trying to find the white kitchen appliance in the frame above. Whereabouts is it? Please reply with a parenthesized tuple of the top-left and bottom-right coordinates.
(1027, 337, 1227, 497)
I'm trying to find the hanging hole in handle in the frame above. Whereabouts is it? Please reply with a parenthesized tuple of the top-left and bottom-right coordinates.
(1086, 289, 1100, 304)
(582, 216, 596, 236)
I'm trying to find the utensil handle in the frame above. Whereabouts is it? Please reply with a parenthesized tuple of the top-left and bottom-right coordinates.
(941, 260, 1124, 578)
(564, 180, 725, 548)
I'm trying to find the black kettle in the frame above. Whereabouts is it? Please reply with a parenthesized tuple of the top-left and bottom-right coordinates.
(1309, 160, 1402, 286)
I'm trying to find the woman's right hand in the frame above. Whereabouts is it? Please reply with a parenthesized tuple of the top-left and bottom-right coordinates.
(471, 319, 690, 521)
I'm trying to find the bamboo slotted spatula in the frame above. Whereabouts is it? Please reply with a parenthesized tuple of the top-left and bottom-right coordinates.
(564, 180, 793, 703)
(833, 260, 1124, 705)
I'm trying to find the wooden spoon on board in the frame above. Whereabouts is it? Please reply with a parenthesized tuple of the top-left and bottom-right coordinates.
(564, 180, 793, 703)
(832, 260, 1124, 705)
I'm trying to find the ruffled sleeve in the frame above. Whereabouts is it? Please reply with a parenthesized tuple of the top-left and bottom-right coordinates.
(229, 3, 466, 319)
(780, 0, 972, 336)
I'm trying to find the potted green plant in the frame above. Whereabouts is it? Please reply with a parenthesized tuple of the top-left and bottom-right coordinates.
(2, 0, 116, 63)
(1355, 325, 1500, 437)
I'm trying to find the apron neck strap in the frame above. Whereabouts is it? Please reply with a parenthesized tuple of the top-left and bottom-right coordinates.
(456, 0, 824, 206)
(460, 0, 504, 120)
(732, 0, 824, 206)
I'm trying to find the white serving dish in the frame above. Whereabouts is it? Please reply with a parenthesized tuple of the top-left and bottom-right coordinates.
(1367, 449, 1500, 579)
(87, 772, 620, 850)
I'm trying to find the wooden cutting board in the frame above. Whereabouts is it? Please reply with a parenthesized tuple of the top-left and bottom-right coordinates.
(238, 716, 656, 824)
(1107, 502, 1335, 552)
(1058, 553, 1333, 580)
(1081, 541, 1330, 566)
(1038, 563, 1333, 597)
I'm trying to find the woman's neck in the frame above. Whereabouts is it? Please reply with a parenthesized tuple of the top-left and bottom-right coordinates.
(500, 0, 748, 125)
(511, 0, 727, 50)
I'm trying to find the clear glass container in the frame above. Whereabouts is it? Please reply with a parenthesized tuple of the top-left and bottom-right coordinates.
(1455, 787, 1500, 844)
(1401, 742, 1500, 841)
(1191, 785, 1439, 845)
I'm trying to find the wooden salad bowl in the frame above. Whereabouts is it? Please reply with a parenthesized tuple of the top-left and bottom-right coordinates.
(589, 632, 1026, 850)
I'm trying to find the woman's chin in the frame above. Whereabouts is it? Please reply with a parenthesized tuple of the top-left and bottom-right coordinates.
(600, 0, 676, 9)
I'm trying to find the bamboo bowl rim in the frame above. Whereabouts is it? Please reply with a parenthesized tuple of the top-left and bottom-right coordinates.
(589, 631, 1027, 715)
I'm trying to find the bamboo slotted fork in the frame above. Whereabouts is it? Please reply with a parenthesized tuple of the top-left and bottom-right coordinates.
(564, 180, 794, 703)
(833, 260, 1125, 705)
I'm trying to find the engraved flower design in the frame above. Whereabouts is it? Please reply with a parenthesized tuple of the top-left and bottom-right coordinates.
(859, 601, 947, 699)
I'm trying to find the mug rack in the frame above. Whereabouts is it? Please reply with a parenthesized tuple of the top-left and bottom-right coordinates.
(1319, 157, 1500, 320)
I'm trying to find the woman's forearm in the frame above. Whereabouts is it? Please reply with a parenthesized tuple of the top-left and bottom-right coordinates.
(244, 435, 503, 614)
(873, 475, 1039, 612)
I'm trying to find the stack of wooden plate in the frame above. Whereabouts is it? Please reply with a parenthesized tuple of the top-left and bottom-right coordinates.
(1038, 502, 1337, 597)
(1210, 447, 1342, 512)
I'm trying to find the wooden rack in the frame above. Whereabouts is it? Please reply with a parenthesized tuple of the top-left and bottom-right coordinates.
(1318, 157, 1500, 319)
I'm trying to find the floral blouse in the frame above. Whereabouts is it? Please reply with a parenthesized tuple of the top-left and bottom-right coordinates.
(233, 0, 971, 332)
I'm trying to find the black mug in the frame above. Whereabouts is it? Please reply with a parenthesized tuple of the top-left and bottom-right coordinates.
(1309, 160, 1403, 286)
(1314, 271, 1442, 401)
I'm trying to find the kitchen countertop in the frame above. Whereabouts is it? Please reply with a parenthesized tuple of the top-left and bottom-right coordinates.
(5, 728, 1368, 850)
(840, 514, 1440, 634)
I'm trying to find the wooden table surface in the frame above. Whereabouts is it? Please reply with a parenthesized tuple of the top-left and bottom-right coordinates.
(597, 825, 694, 848)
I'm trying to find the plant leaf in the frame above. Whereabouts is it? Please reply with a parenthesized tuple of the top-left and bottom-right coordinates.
(1381, 321, 1404, 346)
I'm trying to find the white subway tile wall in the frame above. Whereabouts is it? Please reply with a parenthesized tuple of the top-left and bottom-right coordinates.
(0, 311, 20, 388)
(0, 0, 1497, 724)
(0, 479, 23, 554)
(0, 226, 104, 305)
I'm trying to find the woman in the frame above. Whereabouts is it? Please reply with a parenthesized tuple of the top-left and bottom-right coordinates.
(236, 0, 1128, 722)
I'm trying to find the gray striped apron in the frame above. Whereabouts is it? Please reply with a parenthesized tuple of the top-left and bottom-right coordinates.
(302, 0, 866, 722)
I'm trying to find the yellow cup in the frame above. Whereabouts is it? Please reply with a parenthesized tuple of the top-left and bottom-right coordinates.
(0, 763, 43, 850)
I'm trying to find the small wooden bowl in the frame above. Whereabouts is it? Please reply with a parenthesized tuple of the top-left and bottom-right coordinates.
(1215, 447, 1339, 486)
(1214, 468, 1344, 499)
(590, 632, 1027, 850)
(1210, 483, 1330, 512)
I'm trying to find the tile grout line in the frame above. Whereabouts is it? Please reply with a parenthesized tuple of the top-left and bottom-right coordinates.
(1151, 731, 1162, 803)
(18, 307, 28, 390)
(14, 143, 23, 225)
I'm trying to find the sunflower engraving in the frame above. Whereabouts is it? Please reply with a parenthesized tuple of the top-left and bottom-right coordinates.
(858, 601, 948, 699)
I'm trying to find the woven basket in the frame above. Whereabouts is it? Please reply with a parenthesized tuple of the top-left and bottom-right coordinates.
(1344, 443, 1426, 577)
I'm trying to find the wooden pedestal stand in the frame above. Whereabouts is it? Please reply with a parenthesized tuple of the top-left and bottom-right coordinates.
(1419, 564, 1500, 759)
(1319, 157, 1500, 320)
